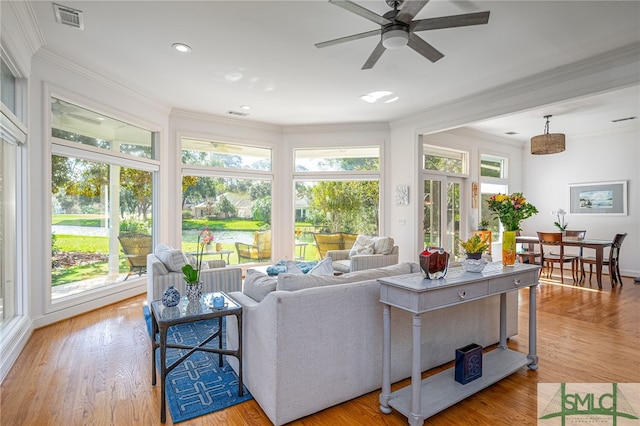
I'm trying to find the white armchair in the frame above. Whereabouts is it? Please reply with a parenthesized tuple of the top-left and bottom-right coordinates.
(146, 244, 242, 305)
(326, 235, 399, 273)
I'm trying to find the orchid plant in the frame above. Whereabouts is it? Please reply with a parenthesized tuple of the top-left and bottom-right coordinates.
(182, 227, 214, 285)
(552, 209, 568, 231)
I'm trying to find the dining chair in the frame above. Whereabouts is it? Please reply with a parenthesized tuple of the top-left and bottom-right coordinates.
(581, 233, 627, 287)
(515, 231, 540, 265)
(537, 231, 579, 284)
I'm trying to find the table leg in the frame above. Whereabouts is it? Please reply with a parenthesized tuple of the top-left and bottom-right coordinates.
(595, 247, 604, 289)
(237, 312, 244, 397)
(379, 304, 392, 414)
(409, 314, 424, 426)
(159, 326, 168, 423)
(499, 293, 507, 350)
(151, 313, 158, 386)
(217, 317, 223, 367)
(528, 284, 538, 370)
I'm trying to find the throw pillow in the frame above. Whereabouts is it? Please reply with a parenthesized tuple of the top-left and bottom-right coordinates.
(308, 257, 334, 276)
(349, 235, 376, 257)
(185, 254, 211, 270)
(243, 268, 277, 302)
(373, 236, 395, 255)
(285, 260, 304, 274)
(155, 244, 187, 273)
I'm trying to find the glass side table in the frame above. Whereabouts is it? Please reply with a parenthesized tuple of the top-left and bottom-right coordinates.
(150, 292, 243, 423)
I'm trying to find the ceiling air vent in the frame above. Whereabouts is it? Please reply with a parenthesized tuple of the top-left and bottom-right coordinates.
(227, 110, 249, 117)
(53, 3, 84, 30)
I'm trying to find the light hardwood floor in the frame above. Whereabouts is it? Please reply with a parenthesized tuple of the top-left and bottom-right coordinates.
(2, 273, 639, 425)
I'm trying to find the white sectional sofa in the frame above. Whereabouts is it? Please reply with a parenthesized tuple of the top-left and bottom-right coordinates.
(226, 262, 518, 425)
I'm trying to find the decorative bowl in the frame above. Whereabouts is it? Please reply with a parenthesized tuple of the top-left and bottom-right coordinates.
(462, 258, 488, 273)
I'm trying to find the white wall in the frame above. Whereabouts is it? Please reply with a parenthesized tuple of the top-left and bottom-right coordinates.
(522, 125, 639, 277)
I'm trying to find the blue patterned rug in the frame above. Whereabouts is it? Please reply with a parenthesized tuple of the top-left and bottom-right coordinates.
(143, 306, 252, 423)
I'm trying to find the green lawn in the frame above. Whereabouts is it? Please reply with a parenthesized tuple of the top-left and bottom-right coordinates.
(51, 215, 320, 286)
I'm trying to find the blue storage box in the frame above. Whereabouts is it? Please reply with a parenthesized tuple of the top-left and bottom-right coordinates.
(455, 343, 483, 384)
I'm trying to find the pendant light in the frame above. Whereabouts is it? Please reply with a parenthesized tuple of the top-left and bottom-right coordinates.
(530, 115, 565, 155)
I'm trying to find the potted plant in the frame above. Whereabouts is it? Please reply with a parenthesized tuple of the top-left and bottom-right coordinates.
(459, 234, 490, 260)
(478, 220, 490, 231)
(551, 208, 568, 233)
(182, 227, 214, 301)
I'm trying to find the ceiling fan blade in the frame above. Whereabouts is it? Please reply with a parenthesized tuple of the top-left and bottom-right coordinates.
(329, 0, 391, 26)
(315, 29, 381, 49)
(407, 33, 444, 62)
(395, 0, 430, 24)
(362, 42, 386, 70)
(411, 11, 490, 32)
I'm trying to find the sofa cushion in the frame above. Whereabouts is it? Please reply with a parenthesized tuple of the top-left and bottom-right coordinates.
(349, 235, 376, 257)
(373, 236, 395, 255)
(155, 244, 188, 273)
(285, 260, 305, 274)
(243, 269, 277, 302)
(277, 262, 415, 292)
(307, 257, 334, 276)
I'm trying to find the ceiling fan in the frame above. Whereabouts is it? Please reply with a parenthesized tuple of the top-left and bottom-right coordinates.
(315, 0, 490, 70)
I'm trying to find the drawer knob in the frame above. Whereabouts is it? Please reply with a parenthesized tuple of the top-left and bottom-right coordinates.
(513, 279, 521, 287)
(458, 290, 466, 299)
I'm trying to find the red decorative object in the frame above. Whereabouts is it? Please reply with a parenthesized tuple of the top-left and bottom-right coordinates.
(419, 247, 449, 279)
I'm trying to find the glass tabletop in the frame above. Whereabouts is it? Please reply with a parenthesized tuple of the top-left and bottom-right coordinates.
(151, 291, 240, 322)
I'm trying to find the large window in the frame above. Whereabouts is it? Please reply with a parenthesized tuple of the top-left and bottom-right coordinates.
(181, 138, 273, 265)
(1, 56, 26, 328)
(51, 97, 158, 300)
(480, 153, 509, 242)
(422, 144, 468, 257)
(294, 147, 380, 260)
(1, 124, 18, 325)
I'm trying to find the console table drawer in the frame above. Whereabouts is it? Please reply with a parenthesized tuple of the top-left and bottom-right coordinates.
(419, 281, 488, 311)
(489, 271, 538, 294)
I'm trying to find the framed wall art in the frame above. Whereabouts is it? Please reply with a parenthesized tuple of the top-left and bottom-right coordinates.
(568, 180, 627, 215)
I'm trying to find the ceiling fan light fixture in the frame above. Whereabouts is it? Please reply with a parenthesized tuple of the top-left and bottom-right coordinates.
(382, 28, 408, 49)
(531, 115, 566, 155)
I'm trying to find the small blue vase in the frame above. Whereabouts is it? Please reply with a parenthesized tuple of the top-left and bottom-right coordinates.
(162, 286, 180, 307)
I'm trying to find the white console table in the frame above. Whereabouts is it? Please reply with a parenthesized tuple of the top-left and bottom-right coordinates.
(378, 262, 540, 426)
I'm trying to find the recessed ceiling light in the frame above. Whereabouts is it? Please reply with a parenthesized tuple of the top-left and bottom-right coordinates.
(505, 131, 518, 135)
(172, 43, 191, 53)
(360, 91, 394, 104)
(240, 105, 251, 110)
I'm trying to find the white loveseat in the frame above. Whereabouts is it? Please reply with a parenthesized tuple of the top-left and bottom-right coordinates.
(225, 262, 518, 425)
(146, 244, 242, 305)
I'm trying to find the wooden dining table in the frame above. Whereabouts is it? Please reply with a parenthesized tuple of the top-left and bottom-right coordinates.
(516, 236, 613, 289)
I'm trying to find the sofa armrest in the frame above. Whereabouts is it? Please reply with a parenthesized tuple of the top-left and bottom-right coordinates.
(326, 249, 350, 261)
(349, 253, 399, 272)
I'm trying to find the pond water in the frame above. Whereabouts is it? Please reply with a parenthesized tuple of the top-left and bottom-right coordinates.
(182, 229, 256, 244)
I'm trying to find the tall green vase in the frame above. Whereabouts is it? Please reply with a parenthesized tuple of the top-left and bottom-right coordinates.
(502, 231, 516, 266)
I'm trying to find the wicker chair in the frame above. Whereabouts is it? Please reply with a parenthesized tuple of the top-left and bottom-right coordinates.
(312, 232, 358, 258)
(118, 233, 152, 280)
(235, 230, 272, 263)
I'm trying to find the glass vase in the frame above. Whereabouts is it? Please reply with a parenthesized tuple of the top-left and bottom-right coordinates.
(502, 231, 516, 266)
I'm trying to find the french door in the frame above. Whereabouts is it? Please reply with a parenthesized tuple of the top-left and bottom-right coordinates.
(423, 176, 463, 257)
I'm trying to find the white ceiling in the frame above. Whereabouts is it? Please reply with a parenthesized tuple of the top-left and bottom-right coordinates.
(31, 1, 640, 141)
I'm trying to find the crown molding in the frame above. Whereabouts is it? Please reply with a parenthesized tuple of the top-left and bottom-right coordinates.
(394, 42, 640, 134)
(34, 48, 170, 116)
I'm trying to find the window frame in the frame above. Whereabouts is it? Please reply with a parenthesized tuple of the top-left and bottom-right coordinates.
(46, 87, 161, 311)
